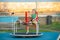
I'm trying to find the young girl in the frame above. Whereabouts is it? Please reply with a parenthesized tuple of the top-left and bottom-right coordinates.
(31, 9, 38, 25)
(31, 9, 39, 35)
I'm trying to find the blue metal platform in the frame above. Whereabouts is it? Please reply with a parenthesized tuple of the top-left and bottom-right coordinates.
(0, 32, 59, 40)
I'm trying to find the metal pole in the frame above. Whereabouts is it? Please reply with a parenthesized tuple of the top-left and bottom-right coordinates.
(14, 22, 16, 34)
(11, 14, 15, 34)
(35, 0, 39, 35)
(15, 22, 17, 33)
(36, 0, 37, 10)
(12, 16, 15, 34)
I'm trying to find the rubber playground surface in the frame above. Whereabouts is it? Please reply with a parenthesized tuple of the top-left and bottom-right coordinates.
(0, 32, 59, 40)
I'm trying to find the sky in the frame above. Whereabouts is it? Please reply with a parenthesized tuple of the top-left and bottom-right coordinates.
(0, 0, 60, 2)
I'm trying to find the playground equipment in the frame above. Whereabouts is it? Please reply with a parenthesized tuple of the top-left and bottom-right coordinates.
(11, 11, 41, 37)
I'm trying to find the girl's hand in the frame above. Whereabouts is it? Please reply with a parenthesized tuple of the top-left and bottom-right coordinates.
(32, 19, 35, 21)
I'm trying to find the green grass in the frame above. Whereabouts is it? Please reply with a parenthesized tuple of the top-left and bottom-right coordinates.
(40, 22, 60, 31)
(0, 29, 52, 33)
(51, 22, 60, 30)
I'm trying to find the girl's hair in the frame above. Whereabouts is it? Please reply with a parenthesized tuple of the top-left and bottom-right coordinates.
(32, 9, 36, 13)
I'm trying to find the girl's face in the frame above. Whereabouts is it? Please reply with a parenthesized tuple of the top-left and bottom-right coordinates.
(32, 10, 36, 14)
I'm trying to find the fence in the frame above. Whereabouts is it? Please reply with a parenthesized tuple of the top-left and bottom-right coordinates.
(0, 15, 60, 31)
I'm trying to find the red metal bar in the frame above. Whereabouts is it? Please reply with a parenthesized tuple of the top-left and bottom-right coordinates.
(25, 11, 28, 24)
(25, 11, 29, 33)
